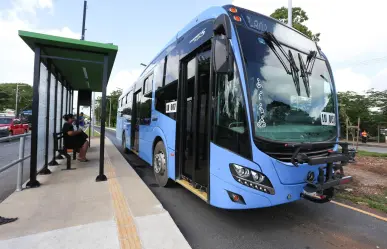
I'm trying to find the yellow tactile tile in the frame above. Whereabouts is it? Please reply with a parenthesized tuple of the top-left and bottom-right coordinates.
(105, 154, 142, 249)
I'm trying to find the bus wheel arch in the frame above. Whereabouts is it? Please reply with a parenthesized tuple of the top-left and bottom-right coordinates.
(153, 139, 172, 187)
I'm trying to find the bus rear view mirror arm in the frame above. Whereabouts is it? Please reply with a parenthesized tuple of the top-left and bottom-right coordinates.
(213, 14, 234, 80)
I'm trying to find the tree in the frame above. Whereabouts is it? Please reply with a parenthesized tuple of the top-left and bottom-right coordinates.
(0, 83, 33, 114)
(94, 89, 122, 127)
(337, 90, 387, 141)
(270, 7, 320, 42)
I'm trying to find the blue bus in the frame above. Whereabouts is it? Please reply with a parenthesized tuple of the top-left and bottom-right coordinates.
(116, 5, 353, 209)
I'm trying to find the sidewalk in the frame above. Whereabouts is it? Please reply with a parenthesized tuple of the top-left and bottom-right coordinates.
(0, 137, 191, 249)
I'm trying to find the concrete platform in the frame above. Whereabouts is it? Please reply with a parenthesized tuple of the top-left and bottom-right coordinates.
(0, 137, 191, 249)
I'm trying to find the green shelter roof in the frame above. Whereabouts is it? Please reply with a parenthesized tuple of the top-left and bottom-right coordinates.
(19, 30, 118, 92)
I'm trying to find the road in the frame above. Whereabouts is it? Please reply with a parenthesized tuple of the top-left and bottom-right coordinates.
(0, 136, 31, 202)
(100, 128, 386, 249)
(357, 146, 387, 153)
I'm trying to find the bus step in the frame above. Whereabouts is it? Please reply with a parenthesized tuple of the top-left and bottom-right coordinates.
(176, 179, 208, 202)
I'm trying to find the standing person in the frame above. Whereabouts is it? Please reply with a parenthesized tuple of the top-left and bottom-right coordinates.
(78, 112, 85, 131)
(361, 130, 368, 143)
(62, 114, 89, 162)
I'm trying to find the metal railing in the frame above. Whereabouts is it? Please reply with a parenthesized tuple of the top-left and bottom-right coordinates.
(0, 133, 31, 192)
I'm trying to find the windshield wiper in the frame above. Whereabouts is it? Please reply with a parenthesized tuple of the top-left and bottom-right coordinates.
(298, 51, 318, 97)
(263, 32, 301, 95)
(298, 53, 310, 97)
(306, 51, 317, 74)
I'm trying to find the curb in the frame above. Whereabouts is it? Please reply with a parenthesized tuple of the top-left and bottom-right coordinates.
(104, 137, 191, 249)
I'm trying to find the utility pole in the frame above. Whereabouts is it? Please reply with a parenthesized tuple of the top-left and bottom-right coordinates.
(288, 0, 292, 27)
(81, 1, 87, 41)
(80, 1, 95, 136)
(15, 83, 19, 116)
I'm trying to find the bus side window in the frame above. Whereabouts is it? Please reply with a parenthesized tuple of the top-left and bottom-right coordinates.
(213, 62, 251, 159)
(122, 91, 133, 122)
(141, 75, 153, 125)
(155, 52, 178, 120)
(155, 82, 178, 120)
(154, 58, 165, 91)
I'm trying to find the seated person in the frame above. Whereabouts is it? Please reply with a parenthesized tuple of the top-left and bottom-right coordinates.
(62, 114, 89, 162)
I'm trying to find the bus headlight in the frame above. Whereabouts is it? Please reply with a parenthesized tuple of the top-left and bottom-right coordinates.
(233, 164, 250, 178)
(229, 163, 275, 195)
(251, 171, 265, 183)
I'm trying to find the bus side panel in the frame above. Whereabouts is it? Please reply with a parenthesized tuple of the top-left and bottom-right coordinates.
(139, 124, 154, 165)
(124, 120, 131, 149)
(116, 112, 123, 141)
(148, 126, 176, 181)
(152, 110, 176, 151)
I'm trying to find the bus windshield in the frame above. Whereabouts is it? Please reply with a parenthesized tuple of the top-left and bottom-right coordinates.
(236, 25, 337, 143)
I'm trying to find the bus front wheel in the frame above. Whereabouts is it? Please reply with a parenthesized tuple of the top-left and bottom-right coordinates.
(153, 141, 172, 187)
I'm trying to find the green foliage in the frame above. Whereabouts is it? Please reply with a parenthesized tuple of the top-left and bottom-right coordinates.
(338, 89, 387, 139)
(270, 7, 320, 42)
(356, 150, 387, 158)
(94, 89, 122, 127)
(0, 83, 33, 113)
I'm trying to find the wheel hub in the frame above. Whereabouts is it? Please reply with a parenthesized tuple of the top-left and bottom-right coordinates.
(154, 151, 166, 174)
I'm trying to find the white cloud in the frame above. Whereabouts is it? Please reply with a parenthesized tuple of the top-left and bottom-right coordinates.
(370, 68, 387, 91)
(0, 0, 78, 85)
(11, 0, 53, 15)
(334, 68, 371, 93)
(232, 0, 387, 92)
(108, 68, 142, 94)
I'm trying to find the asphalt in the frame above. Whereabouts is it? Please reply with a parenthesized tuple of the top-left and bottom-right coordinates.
(99, 128, 387, 249)
(357, 146, 387, 153)
(0, 136, 31, 202)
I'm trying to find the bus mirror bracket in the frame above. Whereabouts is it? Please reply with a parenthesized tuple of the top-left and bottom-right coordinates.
(213, 14, 234, 79)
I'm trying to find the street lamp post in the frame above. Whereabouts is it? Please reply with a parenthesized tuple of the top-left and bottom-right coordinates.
(288, 0, 292, 27)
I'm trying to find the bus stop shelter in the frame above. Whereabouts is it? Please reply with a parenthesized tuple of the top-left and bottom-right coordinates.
(18, 30, 118, 187)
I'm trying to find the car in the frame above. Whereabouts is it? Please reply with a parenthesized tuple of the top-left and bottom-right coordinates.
(0, 117, 29, 138)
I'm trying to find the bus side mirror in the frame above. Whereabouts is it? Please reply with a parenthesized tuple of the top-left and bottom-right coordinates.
(213, 36, 234, 80)
(213, 14, 234, 79)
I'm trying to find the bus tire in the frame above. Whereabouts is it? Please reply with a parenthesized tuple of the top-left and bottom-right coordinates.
(122, 132, 129, 154)
(153, 141, 172, 187)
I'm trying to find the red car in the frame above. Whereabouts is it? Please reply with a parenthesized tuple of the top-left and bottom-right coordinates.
(0, 117, 29, 138)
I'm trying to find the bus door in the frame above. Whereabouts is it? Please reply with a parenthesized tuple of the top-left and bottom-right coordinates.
(179, 49, 211, 190)
(131, 89, 142, 153)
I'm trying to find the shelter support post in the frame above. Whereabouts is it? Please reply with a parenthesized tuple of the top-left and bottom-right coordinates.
(69, 87, 72, 114)
(26, 46, 41, 188)
(49, 73, 59, 165)
(71, 89, 74, 113)
(40, 61, 52, 175)
(89, 100, 91, 147)
(96, 55, 108, 182)
(77, 92, 80, 130)
(56, 78, 65, 159)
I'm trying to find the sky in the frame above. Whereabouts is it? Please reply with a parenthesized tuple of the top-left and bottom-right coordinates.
(0, 0, 386, 98)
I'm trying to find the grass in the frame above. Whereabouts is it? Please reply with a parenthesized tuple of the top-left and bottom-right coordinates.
(339, 148, 387, 158)
(356, 150, 387, 158)
(336, 191, 387, 213)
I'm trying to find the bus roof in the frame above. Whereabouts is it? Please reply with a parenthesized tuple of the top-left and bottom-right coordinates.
(119, 4, 317, 99)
